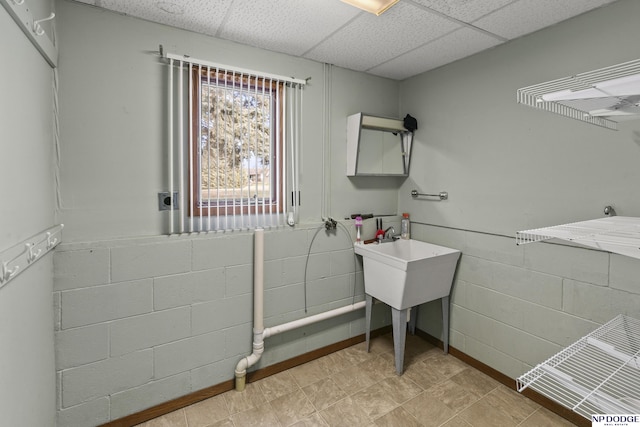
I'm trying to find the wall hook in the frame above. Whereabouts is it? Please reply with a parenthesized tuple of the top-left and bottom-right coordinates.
(11, 0, 25, 5)
(46, 232, 58, 249)
(1, 261, 19, 283)
(25, 243, 41, 263)
(33, 12, 55, 36)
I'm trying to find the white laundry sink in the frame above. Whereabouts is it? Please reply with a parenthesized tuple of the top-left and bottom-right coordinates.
(354, 239, 460, 310)
(355, 238, 461, 375)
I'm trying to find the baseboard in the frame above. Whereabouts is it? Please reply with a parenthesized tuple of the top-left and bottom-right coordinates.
(99, 326, 391, 427)
(99, 380, 235, 427)
(414, 329, 587, 427)
(101, 326, 586, 427)
(247, 325, 392, 383)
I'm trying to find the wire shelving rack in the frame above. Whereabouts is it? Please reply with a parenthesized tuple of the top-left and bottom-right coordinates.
(517, 216, 640, 260)
(516, 216, 640, 419)
(517, 314, 640, 419)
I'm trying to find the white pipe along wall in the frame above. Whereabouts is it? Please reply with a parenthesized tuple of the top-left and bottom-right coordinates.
(234, 228, 366, 391)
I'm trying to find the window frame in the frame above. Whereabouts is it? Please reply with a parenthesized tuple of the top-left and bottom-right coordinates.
(189, 66, 285, 218)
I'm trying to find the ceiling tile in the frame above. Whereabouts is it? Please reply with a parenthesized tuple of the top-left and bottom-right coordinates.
(305, 1, 461, 72)
(369, 26, 503, 80)
(94, 0, 234, 37)
(218, 0, 361, 57)
(473, 0, 619, 39)
(410, 0, 516, 22)
(67, 0, 624, 80)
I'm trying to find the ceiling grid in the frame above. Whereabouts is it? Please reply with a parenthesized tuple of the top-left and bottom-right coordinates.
(72, 0, 619, 80)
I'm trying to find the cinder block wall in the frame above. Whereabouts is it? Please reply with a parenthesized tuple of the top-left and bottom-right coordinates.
(413, 222, 640, 380)
(53, 225, 391, 426)
(53, 219, 640, 426)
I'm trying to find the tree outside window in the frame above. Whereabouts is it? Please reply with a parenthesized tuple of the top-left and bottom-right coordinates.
(191, 67, 284, 216)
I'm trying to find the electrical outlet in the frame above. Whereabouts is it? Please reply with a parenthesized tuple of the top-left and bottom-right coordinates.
(158, 192, 179, 211)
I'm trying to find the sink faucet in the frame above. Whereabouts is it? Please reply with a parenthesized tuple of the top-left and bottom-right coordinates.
(377, 227, 398, 243)
(384, 227, 395, 239)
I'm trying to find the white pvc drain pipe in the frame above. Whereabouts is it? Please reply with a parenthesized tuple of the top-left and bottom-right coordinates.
(234, 228, 365, 391)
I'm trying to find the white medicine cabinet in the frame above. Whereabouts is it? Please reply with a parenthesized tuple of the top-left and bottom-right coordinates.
(346, 113, 414, 177)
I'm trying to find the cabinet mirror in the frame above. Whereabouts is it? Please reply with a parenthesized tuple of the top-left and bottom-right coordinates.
(346, 113, 413, 177)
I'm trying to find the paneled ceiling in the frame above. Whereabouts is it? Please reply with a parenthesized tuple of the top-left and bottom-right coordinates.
(71, 0, 618, 80)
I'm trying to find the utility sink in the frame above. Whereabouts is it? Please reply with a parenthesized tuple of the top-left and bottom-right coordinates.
(354, 239, 461, 375)
(354, 239, 460, 310)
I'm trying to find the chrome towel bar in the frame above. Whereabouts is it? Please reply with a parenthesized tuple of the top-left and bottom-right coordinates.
(411, 190, 448, 200)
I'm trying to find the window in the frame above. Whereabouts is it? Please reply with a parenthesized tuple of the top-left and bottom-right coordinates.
(191, 66, 284, 217)
(163, 51, 305, 233)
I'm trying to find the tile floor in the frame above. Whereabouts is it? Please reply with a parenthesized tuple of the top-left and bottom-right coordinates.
(137, 333, 576, 427)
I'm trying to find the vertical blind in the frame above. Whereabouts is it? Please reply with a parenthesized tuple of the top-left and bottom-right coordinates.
(164, 52, 306, 234)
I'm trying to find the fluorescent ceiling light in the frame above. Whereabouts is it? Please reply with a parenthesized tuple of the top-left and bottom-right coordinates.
(340, 0, 399, 16)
